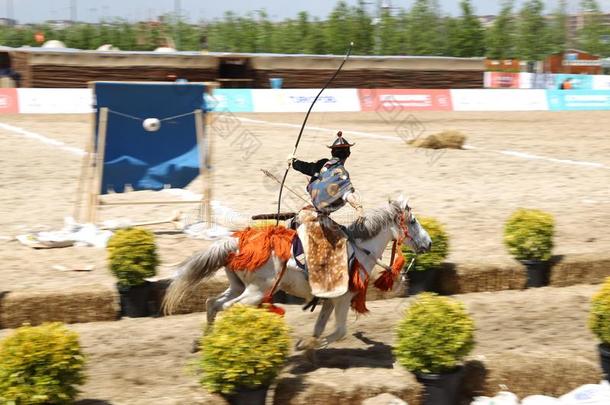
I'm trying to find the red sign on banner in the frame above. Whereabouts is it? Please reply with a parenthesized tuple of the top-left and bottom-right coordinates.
(0, 89, 18, 114)
(358, 89, 453, 111)
(487, 72, 520, 88)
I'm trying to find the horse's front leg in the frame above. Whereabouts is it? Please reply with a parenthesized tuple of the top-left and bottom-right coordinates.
(296, 299, 334, 351)
(319, 293, 354, 347)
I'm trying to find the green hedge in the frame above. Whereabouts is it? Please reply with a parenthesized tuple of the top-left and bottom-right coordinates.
(394, 293, 475, 374)
(0, 323, 86, 404)
(199, 305, 290, 394)
(504, 209, 555, 261)
(107, 227, 158, 288)
(590, 277, 610, 345)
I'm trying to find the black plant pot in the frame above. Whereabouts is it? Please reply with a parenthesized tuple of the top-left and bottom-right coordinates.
(521, 260, 550, 288)
(221, 386, 269, 405)
(118, 282, 152, 318)
(599, 343, 610, 382)
(407, 267, 438, 296)
(416, 367, 464, 405)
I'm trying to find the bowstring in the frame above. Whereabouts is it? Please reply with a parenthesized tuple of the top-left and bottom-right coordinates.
(275, 43, 354, 226)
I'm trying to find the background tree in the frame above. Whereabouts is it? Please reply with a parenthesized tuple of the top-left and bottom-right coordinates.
(325, 1, 351, 54)
(547, 0, 568, 53)
(452, 0, 485, 57)
(350, 0, 374, 55)
(515, 0, 549, 61)
(304, 18, 328, 54)
(404, 0, 443, 55)
(377, 8, 399, 55)
(578, 0, 606, 55)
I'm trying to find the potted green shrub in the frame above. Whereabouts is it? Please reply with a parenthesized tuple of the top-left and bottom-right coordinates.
(402, 217, 449, 295)
(107, 227, 159, 317)
(199, 305, 291, 405)
(394, 293, 475, 405)
(589, 277, 610, 381)
(504, 208, 555, 287)
(0, 322, 86, 404)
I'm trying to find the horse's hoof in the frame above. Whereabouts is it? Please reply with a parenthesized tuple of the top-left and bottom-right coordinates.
(191, 337, 201, 353)
(295, 336, 318, 351)
(305, 348, 317, 365)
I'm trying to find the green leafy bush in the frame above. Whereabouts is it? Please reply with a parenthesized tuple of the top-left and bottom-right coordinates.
(504, 209, 555, 261)
(402, 217, 449, 272)
(0, 322, 86, 404)
(199, 305, 291, 394)
(589, 278, 610, 345)
(107, 227, 158, 288)
(394, 293, 475, 374)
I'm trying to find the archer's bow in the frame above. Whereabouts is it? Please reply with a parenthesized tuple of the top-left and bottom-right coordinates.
(275, 42, 354, 224)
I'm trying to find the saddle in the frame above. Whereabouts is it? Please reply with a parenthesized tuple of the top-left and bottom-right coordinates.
(295, 209, 351, 298)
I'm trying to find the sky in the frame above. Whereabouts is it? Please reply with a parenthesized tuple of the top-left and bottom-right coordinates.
(2, 0, 610, 24)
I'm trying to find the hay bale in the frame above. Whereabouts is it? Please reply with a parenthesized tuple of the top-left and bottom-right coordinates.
(155, 273, 229, 315)
(550, 253, 610, 287)
(0, 285, 119, 329)
(437, 262, 525, 295)
(273, 367, 422, 405)
(410, 130, 466, 150)
(463, 353, 602, 399)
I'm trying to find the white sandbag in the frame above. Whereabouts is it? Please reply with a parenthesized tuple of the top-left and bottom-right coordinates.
(471, 392, 519, 405)
(558, 381, 610, 404)
(522, 395, 560, 405)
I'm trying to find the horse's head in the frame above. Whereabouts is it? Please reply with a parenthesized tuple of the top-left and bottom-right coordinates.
(390, 195, 432, 254)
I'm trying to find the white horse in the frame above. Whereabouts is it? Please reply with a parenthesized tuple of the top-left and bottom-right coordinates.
(163, 197, 431, 350)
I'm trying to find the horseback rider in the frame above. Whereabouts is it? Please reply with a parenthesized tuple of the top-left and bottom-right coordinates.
(288, 131, 364, 220)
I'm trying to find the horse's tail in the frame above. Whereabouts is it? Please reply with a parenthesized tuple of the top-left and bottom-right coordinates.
(163, 238, 238, 315)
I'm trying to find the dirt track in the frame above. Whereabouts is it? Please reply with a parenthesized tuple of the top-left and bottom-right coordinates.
(0, 284, 600, 403)
(1, 110, 609, 403)
(1, 111, 610, 291)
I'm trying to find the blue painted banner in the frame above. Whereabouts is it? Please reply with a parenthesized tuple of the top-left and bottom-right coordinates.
(547, 90, 610, 111)
(552, 74, 593, 90)
(205, 89, 254, 112)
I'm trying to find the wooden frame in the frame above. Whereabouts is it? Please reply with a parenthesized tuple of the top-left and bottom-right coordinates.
(75, 82, 212, 227)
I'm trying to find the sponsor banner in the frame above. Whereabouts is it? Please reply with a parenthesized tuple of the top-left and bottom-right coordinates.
(18, 88, 94, 114)
(552, 74, 593, 90)
(206, 89, 253, 112)
(451, 89, 549, 111)
(592, 75, 610, 90)
(358, 89, 452, 111)
(484, 72, 521, 89)
(547, 90, 610, 111)
(251, 89, 360, 113)
(518, 72, 535, 89)
(0, 88, 19, 114)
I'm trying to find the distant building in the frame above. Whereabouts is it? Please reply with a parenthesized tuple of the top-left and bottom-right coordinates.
(544, 48, 602, 74)
(44, 20, 76, 30)
(477, 15, 496, 28)
(0, 18, 17, 27)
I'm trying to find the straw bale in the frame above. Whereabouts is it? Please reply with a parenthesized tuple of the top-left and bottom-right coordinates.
(410, 130, 466, 150)
(463, 352, 602, 400)
(550, 253, 610, 287)
(0, 284, 119, 329)
(273, 367, 422, 405)
(438, 262, 525, 295)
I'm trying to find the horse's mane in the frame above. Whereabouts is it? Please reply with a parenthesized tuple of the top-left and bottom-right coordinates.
(344, 202, 401, 240)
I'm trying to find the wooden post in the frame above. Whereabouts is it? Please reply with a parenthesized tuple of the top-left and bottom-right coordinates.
(89, 107, 108, 224)
(74, 92, 96, 222)
(195, 109, 212, 227)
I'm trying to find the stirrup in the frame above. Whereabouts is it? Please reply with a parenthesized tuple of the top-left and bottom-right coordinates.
(302, 297, 320, 312)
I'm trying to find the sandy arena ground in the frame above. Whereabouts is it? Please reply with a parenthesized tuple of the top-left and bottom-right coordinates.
(0, 285, 600, 403)
(1, 111, 610, 290)
(1, 111, 609, 403)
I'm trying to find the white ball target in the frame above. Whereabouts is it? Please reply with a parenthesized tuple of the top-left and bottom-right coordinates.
(143, 118, 161, 132)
